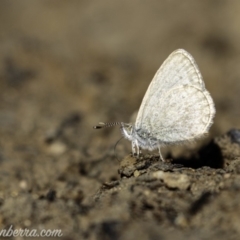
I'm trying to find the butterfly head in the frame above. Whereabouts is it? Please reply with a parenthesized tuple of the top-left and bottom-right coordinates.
(120, 123, 134, 141)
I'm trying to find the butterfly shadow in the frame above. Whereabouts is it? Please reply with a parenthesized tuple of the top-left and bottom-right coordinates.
(170, 140, 224, 169)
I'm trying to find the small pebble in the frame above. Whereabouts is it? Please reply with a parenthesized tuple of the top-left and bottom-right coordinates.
(134, 170, 140, 177)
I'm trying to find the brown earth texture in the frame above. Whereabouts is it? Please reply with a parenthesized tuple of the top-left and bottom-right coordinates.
(1, 1, 240, 240)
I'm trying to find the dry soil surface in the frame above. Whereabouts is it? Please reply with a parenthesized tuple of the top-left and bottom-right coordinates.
(0, 1, 240, 240)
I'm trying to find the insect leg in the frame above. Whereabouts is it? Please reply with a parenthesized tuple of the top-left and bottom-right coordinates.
(158, 145, 165, 162)
(132, 141, 136, 156)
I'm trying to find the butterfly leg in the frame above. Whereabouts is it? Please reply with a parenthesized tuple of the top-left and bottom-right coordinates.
(132, 141, 136, 156)
(136, 145, 142, 158)
(132, 140, 140, 157)
(158, 145, 165, 162)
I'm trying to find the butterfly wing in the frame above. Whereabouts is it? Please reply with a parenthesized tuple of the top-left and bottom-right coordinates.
(135, 49, 215, 143)
(136, 49, 206, 129)
(140, 85, 215, 143)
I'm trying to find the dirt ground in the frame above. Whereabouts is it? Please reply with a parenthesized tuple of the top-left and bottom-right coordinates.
(1, 1, 240, 239)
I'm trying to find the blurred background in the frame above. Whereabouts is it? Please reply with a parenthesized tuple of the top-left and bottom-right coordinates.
(0, 0, 240, 236)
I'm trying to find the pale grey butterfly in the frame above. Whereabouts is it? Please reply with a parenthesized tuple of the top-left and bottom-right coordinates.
(94, 49, 215, 161)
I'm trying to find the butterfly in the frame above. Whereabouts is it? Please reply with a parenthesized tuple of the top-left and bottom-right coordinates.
(94, 49, 215, 161)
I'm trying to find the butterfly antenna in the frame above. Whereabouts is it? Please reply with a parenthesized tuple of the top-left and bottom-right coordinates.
(93, 122, 122, 129)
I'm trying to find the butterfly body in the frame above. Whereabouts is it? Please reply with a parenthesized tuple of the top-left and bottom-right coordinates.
(121, 123, 159, 151)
